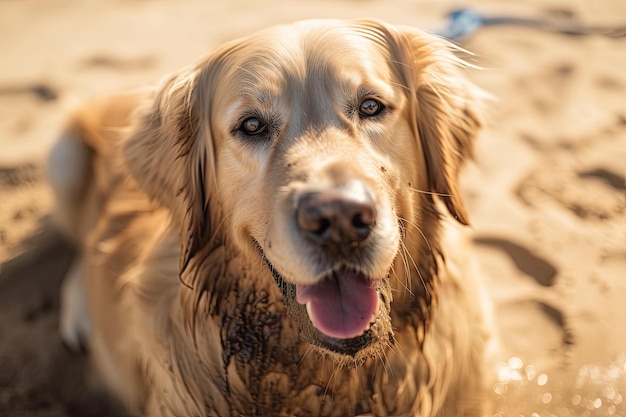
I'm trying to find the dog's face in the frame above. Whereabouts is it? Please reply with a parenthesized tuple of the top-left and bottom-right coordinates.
(125, 19, 482, 364)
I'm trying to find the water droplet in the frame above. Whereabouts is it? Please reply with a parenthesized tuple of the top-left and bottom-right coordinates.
(497, 363, 510, 383)
(572, 394, 582, 406)
(557, 406, 571, 416)
(508, 356, 524, 370)
(497, 362, 522, 382)
(606, 365, 621, 381)
(602, 384, 617, 400)
(593, 397, 602, 409)
(590, 365, 601, 382)
(542, 392, 553, 404)
(493, 382, 507, 396)
(579, 365, 589, 377)
(525, 364, 537, 381)
(537, 373, 548, 386)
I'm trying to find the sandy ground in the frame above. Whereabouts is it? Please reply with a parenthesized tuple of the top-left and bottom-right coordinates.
(0, 0, 624, 416)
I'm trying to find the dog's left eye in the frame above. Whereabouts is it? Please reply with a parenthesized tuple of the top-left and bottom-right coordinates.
(239, 117, 267, 136)
(359, 98, 384, 118)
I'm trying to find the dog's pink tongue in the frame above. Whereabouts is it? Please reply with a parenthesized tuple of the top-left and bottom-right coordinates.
(296, 270, 378, 339)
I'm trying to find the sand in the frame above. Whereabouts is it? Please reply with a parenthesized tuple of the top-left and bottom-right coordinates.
(0, 1, 624, 416)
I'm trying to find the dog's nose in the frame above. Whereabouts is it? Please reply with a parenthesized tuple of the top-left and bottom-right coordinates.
(296, 190, 376, 248)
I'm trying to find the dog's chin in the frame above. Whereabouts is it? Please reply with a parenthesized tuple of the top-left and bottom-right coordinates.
(256, 242, 394, 367)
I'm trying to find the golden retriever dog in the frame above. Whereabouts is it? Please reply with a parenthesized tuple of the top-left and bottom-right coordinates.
(47, 19, 492, 416)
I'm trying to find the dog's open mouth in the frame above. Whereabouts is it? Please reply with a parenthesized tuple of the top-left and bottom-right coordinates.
(256, 242, 393, 363)
(296, 268, 380, 340)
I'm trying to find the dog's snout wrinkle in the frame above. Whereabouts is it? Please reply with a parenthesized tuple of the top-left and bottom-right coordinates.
(296, 191, 376, 249)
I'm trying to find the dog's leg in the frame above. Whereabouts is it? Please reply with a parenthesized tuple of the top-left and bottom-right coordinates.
(47, 129, 94, 351)
(46, 130, 92, 242)
(59, 257, 91, 351)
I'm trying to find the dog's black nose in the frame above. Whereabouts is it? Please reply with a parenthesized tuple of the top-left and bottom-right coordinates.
(296, 190, 376, 248)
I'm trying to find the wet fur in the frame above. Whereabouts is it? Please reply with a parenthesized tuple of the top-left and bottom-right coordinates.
(49, 19, 492, 416)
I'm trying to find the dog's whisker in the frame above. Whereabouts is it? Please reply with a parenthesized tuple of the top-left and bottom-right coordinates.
(400, 224, 431, 298)
(399, 244, 415, 297)
(321, 355, 343, 405)
(378, 348, 397, 387)
(388, 263, 399, 285)
(400, 241, 414, 295)
(395, 220, 422, 299)
(401, 239, 431, 300)
(407, 186, 453, 198)
(396, 241, 414, 297)
(399, 215, 433, 253)
(298, 345, 316, 369)
(388, 264, 408, 296)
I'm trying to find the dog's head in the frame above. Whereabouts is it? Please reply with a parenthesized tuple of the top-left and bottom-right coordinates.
(124, 19, 483, 365)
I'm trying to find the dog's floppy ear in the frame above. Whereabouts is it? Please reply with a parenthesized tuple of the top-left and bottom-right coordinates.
(409, 33, 483, 225)
(361, 20, 484, 225)
(124, 63, 217, 274)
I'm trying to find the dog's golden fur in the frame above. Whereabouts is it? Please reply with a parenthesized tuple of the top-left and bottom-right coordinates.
(48, 19, 491, 416)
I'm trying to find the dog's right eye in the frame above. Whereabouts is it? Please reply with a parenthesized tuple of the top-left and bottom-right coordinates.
(358, 98, 384, 118)
(239, 117, 267, 136)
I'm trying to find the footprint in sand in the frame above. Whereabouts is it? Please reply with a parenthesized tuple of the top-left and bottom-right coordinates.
(0, 164, 41, 188)
(578, 167, 626, 193)
(516, 161, 625, 221)
(78, 54, 156, 71)
(474, 236, 571, 362)
(475, 236, 558, 287)
(515, 111, 626, 221)
(0, 83, 58, 102)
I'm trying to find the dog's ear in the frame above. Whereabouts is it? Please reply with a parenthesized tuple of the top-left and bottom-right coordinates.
(124, 64, 217, 274)
(410, 34, 483, 226)
(359, 20, 484, 225)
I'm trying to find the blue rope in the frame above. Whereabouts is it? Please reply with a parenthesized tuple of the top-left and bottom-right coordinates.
(434, 8, 626, 42)
(433, 9, 485, 41)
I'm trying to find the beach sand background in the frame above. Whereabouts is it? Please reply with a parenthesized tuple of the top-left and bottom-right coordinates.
(0, 0, 624, 415)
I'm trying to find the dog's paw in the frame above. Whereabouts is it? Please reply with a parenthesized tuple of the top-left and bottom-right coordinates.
(59, 259, 91, 352)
